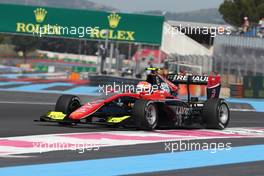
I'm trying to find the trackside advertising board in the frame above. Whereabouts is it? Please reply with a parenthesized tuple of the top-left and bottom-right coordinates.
(0, 4, 164, 45)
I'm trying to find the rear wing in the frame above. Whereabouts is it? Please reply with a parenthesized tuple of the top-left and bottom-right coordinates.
(167, 74, 221, 101)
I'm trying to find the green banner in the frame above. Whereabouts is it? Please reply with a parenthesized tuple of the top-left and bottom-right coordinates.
(0, 4, 164, 45)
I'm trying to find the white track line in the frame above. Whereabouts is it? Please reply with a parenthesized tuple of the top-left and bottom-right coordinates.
(1, 127, 264, 157)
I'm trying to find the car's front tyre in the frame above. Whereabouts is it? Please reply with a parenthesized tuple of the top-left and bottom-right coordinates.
(55, 95, 81, 125)
(55, 95, 81, 114)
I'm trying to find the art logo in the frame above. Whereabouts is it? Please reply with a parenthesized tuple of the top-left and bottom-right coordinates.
(15, 9, 135, 41)
(16, 8, 60, 36)
(90, 12, 135, 41)
(34, 8, 47, 23)
(108, 12, 121, 28)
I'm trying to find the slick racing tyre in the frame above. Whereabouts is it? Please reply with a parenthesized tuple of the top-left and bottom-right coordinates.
(202, 98, 230, 130)
(55, 95, 81, 125)
(133, 100, 158, 130)
(55, 95, 81, 114)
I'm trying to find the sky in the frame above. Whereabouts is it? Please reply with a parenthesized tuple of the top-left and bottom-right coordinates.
(88, 0, 224, 13)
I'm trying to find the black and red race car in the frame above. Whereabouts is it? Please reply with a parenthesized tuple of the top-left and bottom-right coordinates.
(37, 68, 230, 130)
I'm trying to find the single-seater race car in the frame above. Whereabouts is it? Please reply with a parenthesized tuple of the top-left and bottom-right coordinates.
(37, 68, 230, 130)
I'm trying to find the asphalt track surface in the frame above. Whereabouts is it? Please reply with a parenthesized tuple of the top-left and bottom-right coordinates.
(0, 91, 263, 175)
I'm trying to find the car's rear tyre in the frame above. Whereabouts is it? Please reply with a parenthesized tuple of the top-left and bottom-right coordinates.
(55, 95, 81, 125)
(133, 100, 158, 130)
(202, 98, 230, 130)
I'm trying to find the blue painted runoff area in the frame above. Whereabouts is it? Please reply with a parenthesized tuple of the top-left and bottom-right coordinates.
(7, 83, 73, 92)
(0, 145, 263, 176)
(0, 82, 30, 86)
(0, 73, 57, 79)
(0, 83, 100, 96)
(228, 98, 264, 112)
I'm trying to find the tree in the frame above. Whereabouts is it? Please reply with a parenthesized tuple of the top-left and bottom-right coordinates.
(219, 0, 264, 26)
(11, 35, 40, 62)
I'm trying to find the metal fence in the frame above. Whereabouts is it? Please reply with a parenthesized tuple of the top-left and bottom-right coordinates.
(168, 54, 213, 74)
(213, 35, 264, 85)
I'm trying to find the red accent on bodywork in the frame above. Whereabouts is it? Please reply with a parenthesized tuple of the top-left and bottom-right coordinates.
(69, 100, 104, 120)
(207, 75, 221, 88)
(158, 74, 178, 93)
(141, 90, 175, 100)
(69, 90, 178, 120)
(69, 93, 141, 120)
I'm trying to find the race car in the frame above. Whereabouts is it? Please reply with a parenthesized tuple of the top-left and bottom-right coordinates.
(37, 68, 230, 130)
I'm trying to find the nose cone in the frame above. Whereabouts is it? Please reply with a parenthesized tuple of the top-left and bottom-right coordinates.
(69, 100, 104, 120)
